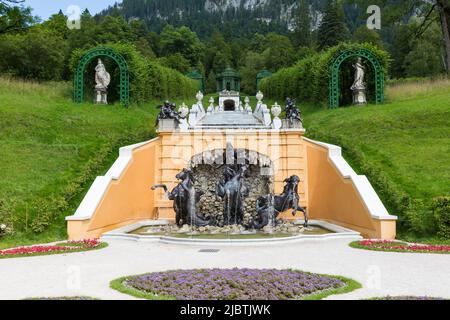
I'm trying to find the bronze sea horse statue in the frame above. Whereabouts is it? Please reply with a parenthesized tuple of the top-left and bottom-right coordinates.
(251, 175, 308, 229)
(151, 168, 213, 227)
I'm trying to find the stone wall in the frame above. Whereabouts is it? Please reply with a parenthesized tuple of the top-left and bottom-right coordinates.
(193, 164, 271, 226)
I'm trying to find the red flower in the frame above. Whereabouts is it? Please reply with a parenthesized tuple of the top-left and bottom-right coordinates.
(0, 239, 102, 257)
(358, 239, 450, 253)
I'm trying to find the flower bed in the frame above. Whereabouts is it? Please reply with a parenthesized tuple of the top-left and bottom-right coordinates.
(112, 268, 360, 300)
(0, 239, 106, 259)
(25, 296, 99, 300)
(350, 240, 450, 254)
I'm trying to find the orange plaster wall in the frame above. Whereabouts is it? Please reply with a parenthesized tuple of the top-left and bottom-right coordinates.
(304, 139, 396, 239)
(67, 138, 160, 239)
(68, 132, 395, 240)
(156, 131, 309, 220)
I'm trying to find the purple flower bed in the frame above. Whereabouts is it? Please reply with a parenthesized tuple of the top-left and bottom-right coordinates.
(125, 268, 345, 300)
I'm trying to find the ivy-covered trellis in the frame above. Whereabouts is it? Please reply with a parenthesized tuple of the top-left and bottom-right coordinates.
(73, 47, 130, 107)
(329, 48, 384, 109)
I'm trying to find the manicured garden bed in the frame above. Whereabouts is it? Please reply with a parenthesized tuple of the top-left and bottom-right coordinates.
(111, 268, 361, 300)
(24, 296, 99, 300)
(350, 240, 450, 254)
(0, 239, 107, 259)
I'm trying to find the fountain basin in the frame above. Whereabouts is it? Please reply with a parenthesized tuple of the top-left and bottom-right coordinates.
(101, 219, 362, 246)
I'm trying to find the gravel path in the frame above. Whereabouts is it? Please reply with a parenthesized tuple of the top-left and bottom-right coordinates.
(0, 238, 449, 300)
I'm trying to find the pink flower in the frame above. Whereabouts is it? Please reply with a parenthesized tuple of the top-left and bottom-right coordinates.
(0, 239, 102, 257)
(358, 239, 450, 253)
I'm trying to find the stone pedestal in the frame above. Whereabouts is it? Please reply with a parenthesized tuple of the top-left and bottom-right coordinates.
(95, 87, 108, 104)
(352, 88, 367, 105)
(282, 119, 303, 129)
(158, 119, 178, 131)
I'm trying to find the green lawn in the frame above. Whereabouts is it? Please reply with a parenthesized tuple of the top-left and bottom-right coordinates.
(0, 77, 449, 248)
(0, 77, 195, 249)
(301, 80, 450, 240)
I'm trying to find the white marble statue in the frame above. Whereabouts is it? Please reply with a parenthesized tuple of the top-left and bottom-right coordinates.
(178, 102, 190, 131)
(95, 59, 111, 104)
(351, 57, 367, 105)
(351, 57, 366, 90)
(271, 102, 282, 130)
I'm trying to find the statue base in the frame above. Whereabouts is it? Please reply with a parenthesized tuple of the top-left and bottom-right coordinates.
(95, 87, 108, 105)
(158, 119, 178, 131)
(282, 119, 303, 129)
(352, 88, 367, 105)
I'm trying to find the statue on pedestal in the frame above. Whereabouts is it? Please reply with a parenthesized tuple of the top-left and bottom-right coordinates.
(155, 101, 182, 128)
(283, 98, 303, 128)
(94, 59, 110, 104)
(351, 57, 367, 105)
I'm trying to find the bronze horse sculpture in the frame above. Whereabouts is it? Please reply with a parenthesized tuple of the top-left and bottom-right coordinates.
(151, 168, 212, 227)
(251, 175, 308, 229)
(216, 165, 249, 225)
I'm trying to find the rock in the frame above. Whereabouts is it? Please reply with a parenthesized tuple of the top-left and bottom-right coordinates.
(288, 227, 298, 233)
(198, 226, 206, 233)
(177, 224, 191, 233)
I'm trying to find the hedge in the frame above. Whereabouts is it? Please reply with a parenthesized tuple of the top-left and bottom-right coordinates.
(69, 43, 197, 104)
(433, 197, 450, 239)
(259, 43, 390, 106)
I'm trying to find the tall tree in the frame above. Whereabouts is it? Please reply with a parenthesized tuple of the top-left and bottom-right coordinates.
(390, 24, 412, 78)
(293, 0, 312, 47)
(351, 0, 450, 74)
(160, 25, 204, 67)
(204, 30, 232, 75)
(0, 0, 35, 34)
(317, 0, 350, 50)
(352, 25, 384, 48)
(262, 33, 297, 71)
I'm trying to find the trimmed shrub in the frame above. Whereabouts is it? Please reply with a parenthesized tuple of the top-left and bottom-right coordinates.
(0, 200, 13, 237)
(260, 42, 389, 107)
(433, 197, 450, 239)
(70, 43, 197, 104)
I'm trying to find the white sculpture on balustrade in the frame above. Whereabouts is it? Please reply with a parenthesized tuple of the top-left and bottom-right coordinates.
(271, 102, 282, 130)
(178, 102, 190, 131)
(188, 91, 206, 126)
(244, 96, 252, 114)
(207, 97, 215, 114)
(253, 91, 272, 126)
(178, 90, 278, 129)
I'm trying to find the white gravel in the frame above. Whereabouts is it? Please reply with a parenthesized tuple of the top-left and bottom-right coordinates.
(0, 238, 449, 300)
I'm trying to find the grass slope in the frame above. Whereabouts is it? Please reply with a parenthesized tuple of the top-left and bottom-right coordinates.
(0, 77, 195, 249)
(0, 77, 448, 247)
(302, 79, 450, 240)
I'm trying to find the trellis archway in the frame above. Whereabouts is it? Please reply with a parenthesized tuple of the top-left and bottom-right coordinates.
(329, 48, 384, 108)
(73, 47, 130, 106)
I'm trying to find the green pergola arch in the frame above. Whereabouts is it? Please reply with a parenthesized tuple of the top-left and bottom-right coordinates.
(329, 48, 384, 108)
(73, 47, 130, 107)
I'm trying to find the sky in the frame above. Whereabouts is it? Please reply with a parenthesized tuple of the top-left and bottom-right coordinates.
(23, 0, 119, 21)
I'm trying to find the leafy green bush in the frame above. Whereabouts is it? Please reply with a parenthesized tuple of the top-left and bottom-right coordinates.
(433, 197, 450, 239)
(70, 43, 197, 104)
(0, 200, 13, 237)
(0, 27, 67, 81)
(259, 43, 389, 106)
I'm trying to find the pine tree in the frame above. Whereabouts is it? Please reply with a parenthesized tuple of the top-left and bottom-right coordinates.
(205, 70, 217, 94)
(317, 0, 349, 50)
(293, 0, 312, 48)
